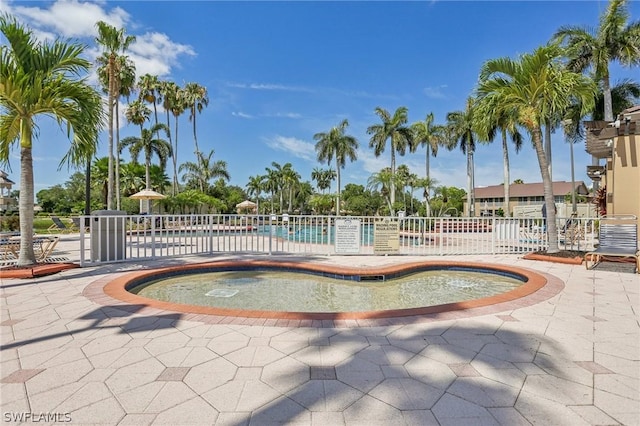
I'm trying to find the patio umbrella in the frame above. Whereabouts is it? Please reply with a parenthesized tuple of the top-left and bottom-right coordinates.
(130, 189, 165, 213)
(236, 200, 257, 213)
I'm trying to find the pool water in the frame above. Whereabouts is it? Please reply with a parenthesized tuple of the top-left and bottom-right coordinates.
(131, 269, 523, 313)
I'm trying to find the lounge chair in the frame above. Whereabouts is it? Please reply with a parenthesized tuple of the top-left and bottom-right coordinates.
(71, 217, 89, 232)
(585, 215, 639, 273)
(0, 235, 59, 261)
(48, 216, 74, 233)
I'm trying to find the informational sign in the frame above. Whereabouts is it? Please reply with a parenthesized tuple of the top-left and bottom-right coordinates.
(335, 218, 361, 254)
(374, 219, 400, 254)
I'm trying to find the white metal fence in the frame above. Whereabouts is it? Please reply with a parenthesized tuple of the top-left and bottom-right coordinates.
(78, 214, 598, 266)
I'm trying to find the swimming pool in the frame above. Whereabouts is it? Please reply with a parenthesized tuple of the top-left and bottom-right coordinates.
(101, 260, 550, 321)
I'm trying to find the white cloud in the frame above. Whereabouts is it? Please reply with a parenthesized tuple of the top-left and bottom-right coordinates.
(265, 136, 316, 161)
(10, 0, 129, 38)
(232, 112, 253, 119)
(423, 85, 448, 100)
(227, 82, 314, 92)
(357, 150, 390, 174)
(264, 112, 302, 119)
(128, 32, 195, 77)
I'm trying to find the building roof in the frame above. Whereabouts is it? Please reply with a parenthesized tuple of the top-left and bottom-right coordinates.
(474, 181, 588, 199)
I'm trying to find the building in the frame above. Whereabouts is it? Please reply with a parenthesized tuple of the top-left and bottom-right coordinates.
(584, 105, 640, 226)
(0, 171, 16, 213)
(465, 181, 591, 217)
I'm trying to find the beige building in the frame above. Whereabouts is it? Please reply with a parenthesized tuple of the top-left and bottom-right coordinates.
(584, 105, 640, 227)
(465, 181, 590, 217)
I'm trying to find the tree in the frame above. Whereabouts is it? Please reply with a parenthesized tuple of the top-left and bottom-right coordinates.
(95, 20, 135, 210)
(367, 107, 413, 215)
(474, 96, 523, 216)
(314, 119, 359, 216)
(1, 15, 103, 265)
(179, 149, 229, 193)
(446, 98, 479, 217)
(410, 113, 446, 185)
(246, 175, 265, 213)
(184, 82, 209, 157)
(158, 80, 181, 195)
(592, 78, 640, 121)
(119, 123, 172, 212)
(367, 168, 397, 215)
(281, 163, 301, 213)
(553, 0, 640, 122)
(477, 44, 596, 252)
(311, 167, 334, 194)
(168, 85, 187, 195)
(138, 74, 161, 126)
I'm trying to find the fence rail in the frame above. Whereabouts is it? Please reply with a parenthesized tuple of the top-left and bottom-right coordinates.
(78, 214, 598, 266)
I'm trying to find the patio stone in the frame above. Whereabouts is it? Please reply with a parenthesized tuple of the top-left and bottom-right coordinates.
(288, 380, 363, 411)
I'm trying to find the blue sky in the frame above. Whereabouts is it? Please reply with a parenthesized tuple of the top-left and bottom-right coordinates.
(2, 1, 639, 197)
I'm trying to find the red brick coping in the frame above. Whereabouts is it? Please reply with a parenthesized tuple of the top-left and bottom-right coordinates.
(523, 253, 584, 265)
(0, 262, 79, 279)
(84, 260, 564, 327)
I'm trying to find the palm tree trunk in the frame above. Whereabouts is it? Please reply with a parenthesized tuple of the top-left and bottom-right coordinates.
(466, 150, 472, 216)
(533, 127, 559, 253)
(192, 108, 200, 157)
(603, 73, 614, 122)
(173, 115, 179, 195)
(145, 155, 151, 213)
(115, 100, 121, 210)
(544, 120, 552, 182)
(335, 164, 341, 216)
(17, 140, 36, 266)
(502, 129, 510, 216)
(390, 149, 396, 215)
(107, 59, 115, 210)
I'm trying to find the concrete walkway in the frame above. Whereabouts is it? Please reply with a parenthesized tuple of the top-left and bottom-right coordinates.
(1, 237, 638, 425)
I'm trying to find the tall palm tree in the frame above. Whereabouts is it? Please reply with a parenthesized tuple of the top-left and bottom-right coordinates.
(281, 163, 301, 213)
(125, 100, 151, 133)
(264, 166, 280, 213)
(119, 123, 172, 213)
(314, 119, 359, 216)
(179, 149, 229, 193)
(367, 168, 396, 215)
(1, 15, 103, 265)
(169, 85, 187, 195)
(184, 82, 209, 157)
(95, 20, 135, 210)
(246, 175, 265, 213)
(138, 74, 161, 126)
(415, 177, 438, 216)
(157, 80, 180, 194)
(446, 98, 479, 217)
(97, 53, 136, 210)
(477, 44, 596, 252)
(410, 113, 446, 185)
(592, 78, 640, 121)
(553, 0, 640, 122)
(367, 106, 413, 215)
(474, 96, 523, 216)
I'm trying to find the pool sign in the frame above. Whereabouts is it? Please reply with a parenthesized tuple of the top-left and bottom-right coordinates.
(335, 218, 361, 254)
(374, 219, 400, 254)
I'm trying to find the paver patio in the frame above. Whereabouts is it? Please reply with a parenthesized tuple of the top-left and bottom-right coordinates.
(1, 236, 638, 425)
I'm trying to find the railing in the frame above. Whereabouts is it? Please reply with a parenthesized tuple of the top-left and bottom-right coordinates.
(78, 214, 598, 266)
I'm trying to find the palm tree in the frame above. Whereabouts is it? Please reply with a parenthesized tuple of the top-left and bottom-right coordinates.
(367, 168, 396, 215)
(97, 53, 136, 210)
(281, 163, 301, 213)
(125, 100, 151, 132)
(477, 44, 596, 252)
(179, 149, 229, 193)
(138, 74, 162, 126)
(553, 0, 640, 122)
(95, 20, 135, 210)
(264, 166, 280, 213)
(1, 15, 103, 265)
(367, 107, 413, 215)
(474, 96, 523, 216)
(184, 82, 209, 157)
(314, 119, 359, 216)
(592, 78, 640, 121)
(119, 123, 173, 213)
(157, 80, 180, 194)
(246, 175, 265, 213)
(415, 177, 438, 216)
(410, 113, 446, 185)
(446, 98, 479, 217)
(169, 85, 187, 195)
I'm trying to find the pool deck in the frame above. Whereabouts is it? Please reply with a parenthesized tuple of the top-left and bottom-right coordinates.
(1, 236, 639, 425)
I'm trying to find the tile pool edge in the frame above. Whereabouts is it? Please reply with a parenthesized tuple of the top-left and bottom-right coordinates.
(84, 259, 563, 326)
